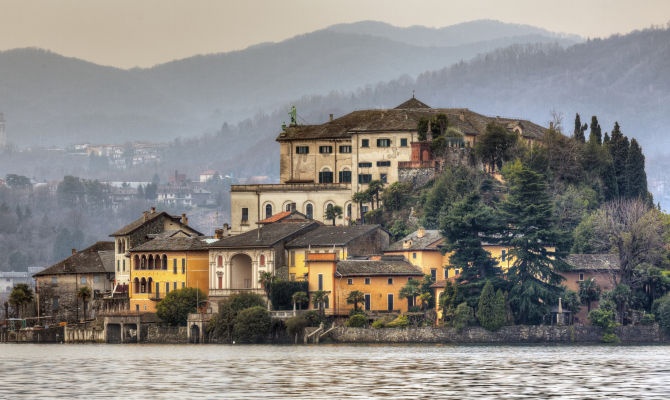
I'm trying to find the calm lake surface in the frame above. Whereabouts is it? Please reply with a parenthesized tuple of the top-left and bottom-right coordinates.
(1, 344, 670, 399)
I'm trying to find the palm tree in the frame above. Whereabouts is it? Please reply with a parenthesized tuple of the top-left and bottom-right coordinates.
(311, 290, 329, 316)
(367, 180, 385, 209)
(258, 271, 275, 310)
(9, 283, 33, 319)
(578, 278, 601, 313)
(399, 279, 421, 309)
(346, 290, 365, 312)
(352, 191, 370, 221)
(325, 205, 343, 226)
(77, 286, 92, 326)
(292, 291, 308, 313)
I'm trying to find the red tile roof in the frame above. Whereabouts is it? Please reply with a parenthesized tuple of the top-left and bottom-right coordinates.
(257, 211, 292, 224)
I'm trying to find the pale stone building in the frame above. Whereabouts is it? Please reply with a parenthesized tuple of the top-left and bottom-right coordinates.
(230, 97, 547, 233)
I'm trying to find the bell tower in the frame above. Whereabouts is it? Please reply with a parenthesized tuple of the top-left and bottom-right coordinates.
(0, 113, 6, 149)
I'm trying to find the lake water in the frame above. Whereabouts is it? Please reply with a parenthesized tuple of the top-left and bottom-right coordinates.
(1, 344, 669, 398)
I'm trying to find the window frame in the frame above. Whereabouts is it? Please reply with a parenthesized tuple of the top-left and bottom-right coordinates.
(295, 146, 309, 154)
(400, 138, 408, 147)
(358, 174, 372, 184)
(339, 145, 352, 153)
(376, 161, 391, 167)
(361, 139, 369, 148)
(364, 277, 371, 285)
(319, 145, 333, 154)
(376, 138, 391, 147)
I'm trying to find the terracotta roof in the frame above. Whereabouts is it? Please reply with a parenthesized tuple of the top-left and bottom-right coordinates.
(109, 210, 202, 237)
(386, 229, 444, 251)
(33, 242, 115, 277)
(277, 98, 547, 142)
(286, 224, 383, 248)
(257, 211, 292, 224)
(209, 221, 319, 249)
(564, 254, 620, 271)
(335, 257, 423, 277)
(130, 236, 210, 252)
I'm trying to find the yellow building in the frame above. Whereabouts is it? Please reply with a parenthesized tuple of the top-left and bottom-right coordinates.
(128, 235, 210, 313)
(306, 252, 423, 316)
(285, 224, 390, 281)
(230, 97, 547, 233)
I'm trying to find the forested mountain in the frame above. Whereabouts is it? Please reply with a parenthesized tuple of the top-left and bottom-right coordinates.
(0, 20, 577, 147)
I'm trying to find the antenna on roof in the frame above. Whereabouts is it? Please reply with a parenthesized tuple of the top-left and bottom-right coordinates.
(412, 90, 415, 99)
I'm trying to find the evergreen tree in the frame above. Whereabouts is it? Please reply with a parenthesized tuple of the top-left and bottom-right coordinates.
(589, 116, 602, 145)
(501, 160, 567, 324)
(603, 132, 610, 145)
(477, 280, 506, 331)
(573, 113, 587, 143)
(600, 151, 619, 201)
(625, 138, 647, 199)
(608, 122, 630, 197)
(439, 192, 501, 305)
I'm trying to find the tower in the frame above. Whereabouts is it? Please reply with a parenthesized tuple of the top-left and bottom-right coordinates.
(0, 113, 6, 149)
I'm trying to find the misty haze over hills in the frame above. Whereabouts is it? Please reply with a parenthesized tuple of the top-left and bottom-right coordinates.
(0, 20, 578, 147)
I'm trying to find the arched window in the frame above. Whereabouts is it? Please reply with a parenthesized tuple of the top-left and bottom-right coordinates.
(134, 255, 140, 270)
(260, 255, 265, 266)
(347, 203, 352, 218)
(147, 277, 153, 294)
(285, 203, 292, 212)
(148, 255, 154, 270)
(265, 204, 273, 219)
(141, 255, 147, 269)
(155, 254, 161, 269)
(162, 255, 168, 270)
(305, 203, 313, 219)
(319, 167, 333, 184)
(133, 278, 140, 293)
(217, 255, 223, 267)
(140, 278, 147, 293)
(339, 168, 352, 183)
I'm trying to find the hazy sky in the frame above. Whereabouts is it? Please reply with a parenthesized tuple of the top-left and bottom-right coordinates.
(1, 0, 668, 68)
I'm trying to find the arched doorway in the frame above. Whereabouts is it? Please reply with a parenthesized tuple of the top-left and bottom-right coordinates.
(190, 324, 200, 344)
(231, 253, 253, 289)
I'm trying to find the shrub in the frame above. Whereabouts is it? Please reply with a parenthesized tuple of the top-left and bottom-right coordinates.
(156, 287, 207, 326)
(207, 292, 267, 340)
(285, 315, 308, 338)
(347, 314, 368, 328)
(232, 306, 272, 343)
(453, 302, 474, 332)
(602, 333, 620, 343)
(641, 313, 656, 325)
(589, 302, 620, 343)
(303, 310, 324, 327)
(658, 297, 670, 333)
(385, 314, 409, 328)
(371, 319, 386, 329)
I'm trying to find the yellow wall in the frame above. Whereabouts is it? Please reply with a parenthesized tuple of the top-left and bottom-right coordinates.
(289, 247, 347, 281)
(129, 250, 209, 313)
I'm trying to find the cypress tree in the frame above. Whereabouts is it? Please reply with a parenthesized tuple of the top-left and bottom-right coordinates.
(589, 116, 602, 145)
(494, 289, 507, 326)
(573, 113, 587, 143)
(608, 122, 629, 197)
(625, 138, 647, 199)
(477, 280, 505, 331)
(500, 160, 567, 324)
(600, 150, 619, 201)
(603, 132, 610, 145)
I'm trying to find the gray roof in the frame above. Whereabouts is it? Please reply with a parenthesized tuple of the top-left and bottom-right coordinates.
(209, 221, 319, 249)
(34, 242, 115, 277)
(564, 254, 620, 271)
(110, 211, 202, 237)
(285, 225, 382, 248)
(130, 236, 210, 252)
(386, 229, 443, 251)
(336, 257, 423, 277)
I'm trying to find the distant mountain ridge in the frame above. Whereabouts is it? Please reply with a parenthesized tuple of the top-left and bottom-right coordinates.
(0, 19, 578, 147)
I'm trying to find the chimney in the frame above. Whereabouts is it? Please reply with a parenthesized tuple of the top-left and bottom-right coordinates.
(143, 211, 149, 221)
(459, 111, 465, 122)
(72, 248, 77, 255)
(417, 227, 426, 238)
(181, 213, 188, 225)
(329, 114, 334, 122)
(151, 206, 156, 213)
(214, 229, 224, 239)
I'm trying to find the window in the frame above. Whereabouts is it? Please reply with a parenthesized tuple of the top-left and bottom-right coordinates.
(347, 203, 352, 218)
(347, 278, 353, 285)
(361, 139, 369, 148)
(173, 259, 177, 274)
(260, 255, 265, 266)
(361, 205, 369, 214)
(174, 282, 177, 290)
(444, 269, 449, 279)
(364, 278, 371, 285)
(376, 161, 391, 167)
(94, 276, 100, 283)
(364, 294, 371, 311)
(52, 277, 57, 284)
(182, 258, 186, 274)
(305, 204, 313, 219)
(455, 269, 460, 275)
(155, 283, 160, 298)
(217, 255, 223, 267)
(296, 146, 309, 154)
(289, 250, 296, 267)
(339, 145, 352, 153)
(123, 259, 126, 271)
(339, 170, 352, 183)
(265, 204, 273, 219)
(117, 260, 120, 272)
(319, 170, 333, 183)
(431, 269, 437, 281)
(218, 276, 223, 289)
(400, 138, 408, 147)
(579, 273, 584, 281)
(377, 138, 391, 147)
(286, 203, 292, 212)
(318, 274, 323, 291)
(136, 305, 140, 311)
(412, 252, 416, 259)
(501, 249, 506, 262)
(387, 278, 393, 285)
(182, 282, 185, 289)
(166, 282, 170, 294)
(358, 162, 372, 168)
(380, 173, 387, 183)
(80, 277, 86, 284)
(358, 174, 372, 184)
(387, 294, 394, 311)
(319, 146, 333, 154)
(241, 208, 248, 222)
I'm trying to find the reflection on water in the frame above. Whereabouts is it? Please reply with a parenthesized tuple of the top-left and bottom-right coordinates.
(1, 344, 669, 399)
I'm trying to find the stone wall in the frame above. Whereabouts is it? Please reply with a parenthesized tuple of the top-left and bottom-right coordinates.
(64, 325, 105, 343)
(398, 168, 435, 189)
(330, 325, 668, 344)
(144, 325, 188, 344)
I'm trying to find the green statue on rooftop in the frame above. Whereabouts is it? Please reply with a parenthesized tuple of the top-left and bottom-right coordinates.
(289, 105, 297, 126)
